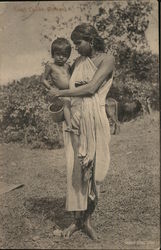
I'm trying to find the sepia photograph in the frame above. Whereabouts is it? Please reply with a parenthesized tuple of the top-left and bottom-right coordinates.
(0, 0, 160, 249)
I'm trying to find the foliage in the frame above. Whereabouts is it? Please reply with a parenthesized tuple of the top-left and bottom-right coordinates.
(92, 0, 158, 82)
(108, 77, 159, 111)
(93, 1, 152, 50)
(0, 1, 159, 147)
(0, 77, 63, 148)
(40, 0, 158, 102)
(91, 0, 159, 106)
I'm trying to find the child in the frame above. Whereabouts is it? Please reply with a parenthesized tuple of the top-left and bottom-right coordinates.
(43, 38, 93, 181)
(42, 37, 77, 134)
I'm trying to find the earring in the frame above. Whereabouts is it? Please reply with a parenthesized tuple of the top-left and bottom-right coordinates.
(90, 39, 94, 47)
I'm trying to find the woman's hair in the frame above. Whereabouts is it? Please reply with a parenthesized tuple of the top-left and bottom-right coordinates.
(51, 38, 71, 58)
(71, 23, 105, 52)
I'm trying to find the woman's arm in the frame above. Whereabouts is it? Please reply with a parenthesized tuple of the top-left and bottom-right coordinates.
(57, 54, 115, 97)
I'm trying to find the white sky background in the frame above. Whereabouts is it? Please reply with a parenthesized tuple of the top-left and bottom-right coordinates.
(0, 1, 159, 85)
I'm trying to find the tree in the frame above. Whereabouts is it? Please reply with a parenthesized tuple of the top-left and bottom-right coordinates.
(93, 1, 154, 78)
(91, 0, 158, 108)
(40, 1, 157, 84)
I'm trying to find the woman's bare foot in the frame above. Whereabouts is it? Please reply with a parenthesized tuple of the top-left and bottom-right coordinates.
(62, 223, 79, 239)
(84, 219, 98, 240)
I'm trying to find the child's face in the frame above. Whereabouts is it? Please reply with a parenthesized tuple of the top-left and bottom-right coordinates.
(54, 50, 69, 66)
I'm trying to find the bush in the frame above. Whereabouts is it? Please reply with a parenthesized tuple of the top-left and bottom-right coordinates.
(0, 76, 64, 149)
(108, 77, 159, 112)
(0, 73, 159, 148)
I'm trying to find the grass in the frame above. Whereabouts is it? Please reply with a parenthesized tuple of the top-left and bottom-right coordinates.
(0, 112, 160, 249)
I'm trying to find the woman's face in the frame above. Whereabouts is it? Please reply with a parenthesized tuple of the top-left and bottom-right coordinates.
(74, 39, 92, 56)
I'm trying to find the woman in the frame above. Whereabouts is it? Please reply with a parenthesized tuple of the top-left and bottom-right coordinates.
(48, 23, 115, 240)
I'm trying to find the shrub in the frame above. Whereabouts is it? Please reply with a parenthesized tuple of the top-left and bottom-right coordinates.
(0, 76, 64, 148)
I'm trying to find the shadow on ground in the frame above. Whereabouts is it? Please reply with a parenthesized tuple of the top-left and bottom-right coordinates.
(24, 196, 73, 230)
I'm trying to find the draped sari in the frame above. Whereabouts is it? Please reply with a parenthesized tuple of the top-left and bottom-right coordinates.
(63, 56, 113, 211)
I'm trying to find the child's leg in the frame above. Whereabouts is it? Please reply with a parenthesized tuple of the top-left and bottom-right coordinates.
(64, 100, 79, 135)
(63, 101, 72, 129)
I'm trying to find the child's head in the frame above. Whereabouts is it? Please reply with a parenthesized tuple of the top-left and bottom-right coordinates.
(51, 38, 71, 66)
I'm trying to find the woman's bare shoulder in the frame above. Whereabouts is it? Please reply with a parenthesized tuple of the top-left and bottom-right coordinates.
(92, 52, 114, 68)
(100, 52, 115, 63)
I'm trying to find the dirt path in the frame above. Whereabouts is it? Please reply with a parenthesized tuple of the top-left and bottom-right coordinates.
(0, 113, 160, 249)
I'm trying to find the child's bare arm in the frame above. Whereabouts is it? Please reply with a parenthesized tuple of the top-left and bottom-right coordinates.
(41, 64, 52, 90)
(43, 79, 51, 90)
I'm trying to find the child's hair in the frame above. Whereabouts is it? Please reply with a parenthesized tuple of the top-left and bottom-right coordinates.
(51, 38, 71, 58)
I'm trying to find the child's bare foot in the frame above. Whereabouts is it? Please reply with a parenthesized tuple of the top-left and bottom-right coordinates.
(64, 126, 73, 133)
(62, 223, 79, 239)
(65, 127, 79, 135)
(71, 129, 79, 135)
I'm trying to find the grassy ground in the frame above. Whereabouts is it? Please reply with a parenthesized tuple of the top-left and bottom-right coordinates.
(0, 112, 160, 249)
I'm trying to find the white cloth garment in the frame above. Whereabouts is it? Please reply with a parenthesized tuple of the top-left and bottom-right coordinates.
(63, 56, 112, 211)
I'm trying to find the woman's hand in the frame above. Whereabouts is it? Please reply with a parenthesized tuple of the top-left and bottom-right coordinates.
(55, 53, 115, 98)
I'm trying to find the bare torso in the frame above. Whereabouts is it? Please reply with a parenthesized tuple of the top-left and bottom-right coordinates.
(49, 63, 70, 90)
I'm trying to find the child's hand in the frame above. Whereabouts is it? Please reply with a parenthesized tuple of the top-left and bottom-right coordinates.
(49, 88, 60, 97)
(42, 80, 51, 90)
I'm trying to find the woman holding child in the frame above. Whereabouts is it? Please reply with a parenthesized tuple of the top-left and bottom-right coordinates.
(44, 23, 115, 240)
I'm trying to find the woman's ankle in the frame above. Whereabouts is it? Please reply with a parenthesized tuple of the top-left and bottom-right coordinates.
(83, 217, 97, 240)
(74, 211, 84, 228)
